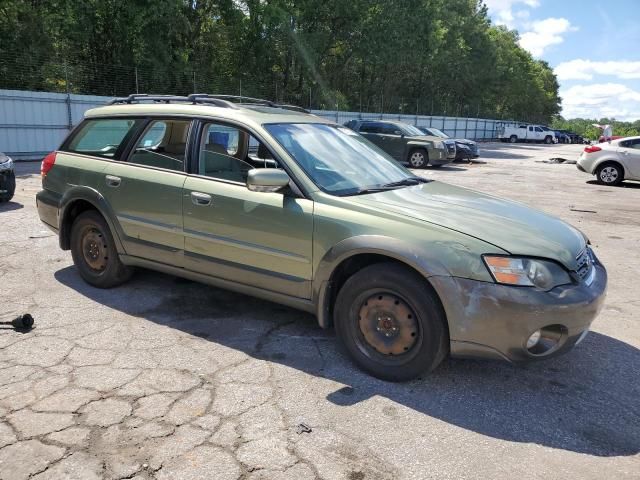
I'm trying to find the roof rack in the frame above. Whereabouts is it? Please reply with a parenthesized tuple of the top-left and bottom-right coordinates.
(106, 93, 310, 113)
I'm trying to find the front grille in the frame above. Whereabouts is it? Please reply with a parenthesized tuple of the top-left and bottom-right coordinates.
(576, 248, 594, 281)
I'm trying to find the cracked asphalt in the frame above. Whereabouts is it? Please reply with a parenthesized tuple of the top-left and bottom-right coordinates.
(0, 143, 639, 479)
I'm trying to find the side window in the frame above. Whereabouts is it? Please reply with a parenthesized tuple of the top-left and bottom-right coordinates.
(359, 122, 378, 133)
(198, 123, 278, 183)
(381, 124, 401, 135)
(627, 139, 640, 150)
(535, 127, 543, 132)
(66, 118, 139, 159)
(128, 119, 190, 172)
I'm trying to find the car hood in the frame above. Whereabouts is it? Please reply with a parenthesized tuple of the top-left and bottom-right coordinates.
(407, 135, 450, 143)
(349, 181, 585, 270)
(453, 139, 476, 146)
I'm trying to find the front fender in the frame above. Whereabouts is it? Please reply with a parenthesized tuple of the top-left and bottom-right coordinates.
(59, 186, 126, 254)
(313, 235, 451, 328)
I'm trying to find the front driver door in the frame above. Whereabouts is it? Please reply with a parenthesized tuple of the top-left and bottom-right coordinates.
(379, 124, 406, 160)
(182, 122, 313, 299)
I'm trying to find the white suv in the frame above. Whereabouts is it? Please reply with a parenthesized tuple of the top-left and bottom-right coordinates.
(577, 136, 640, 185)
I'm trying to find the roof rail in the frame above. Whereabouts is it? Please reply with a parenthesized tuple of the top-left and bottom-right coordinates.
(107, 94, 189, 105)
(106, 93, 309, 113)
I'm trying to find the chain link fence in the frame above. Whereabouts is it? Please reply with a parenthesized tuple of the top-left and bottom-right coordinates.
(0, 54, 522, 159)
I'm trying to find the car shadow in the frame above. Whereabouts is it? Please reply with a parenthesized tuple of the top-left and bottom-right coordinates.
(586, 180, 640, 189)
(0, 201, 23, 212)
(55, 266, 640, 458)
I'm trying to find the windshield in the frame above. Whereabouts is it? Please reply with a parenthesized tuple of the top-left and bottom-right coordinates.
(425, 128, 448, 138)
(265, 123, 417, 196)
(400, 124, 426, 136)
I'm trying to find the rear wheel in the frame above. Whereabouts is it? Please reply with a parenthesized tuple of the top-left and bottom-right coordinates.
(70, 210, 133, 288)
(596, 163, 623, 186)
(334, 263, 448, 382)
(408, 149, 428, 168)
(509, 135, 517, 143)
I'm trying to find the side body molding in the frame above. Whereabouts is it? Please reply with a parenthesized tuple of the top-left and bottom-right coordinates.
(312, 235, 451, 328)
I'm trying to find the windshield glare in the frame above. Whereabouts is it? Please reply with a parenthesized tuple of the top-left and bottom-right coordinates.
(265, 123, 415, 196)
(426, 128, 448, 138)
(401, 124, 425, 136)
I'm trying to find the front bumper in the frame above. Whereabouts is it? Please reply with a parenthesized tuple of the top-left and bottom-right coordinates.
(430, 260, 607, 363)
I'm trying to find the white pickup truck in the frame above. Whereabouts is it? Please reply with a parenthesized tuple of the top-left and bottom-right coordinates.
(498, 124, 556, 144)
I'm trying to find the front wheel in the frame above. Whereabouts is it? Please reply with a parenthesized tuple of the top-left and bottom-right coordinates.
(408, 149, 428, 168)
(544, 136, 553, 144)
(334, 263, 448, 382)
(70, 210, 133, 288)
(596, 163, 623, 186)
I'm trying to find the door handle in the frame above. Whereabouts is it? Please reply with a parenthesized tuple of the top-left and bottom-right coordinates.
(105, 175, 121, 187)
(190, 191, 212, 206)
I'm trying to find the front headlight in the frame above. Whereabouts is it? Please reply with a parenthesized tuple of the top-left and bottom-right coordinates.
(433, 141, 445, 149)
(483, 256, 572, 290)
(0, 156, 13, 171)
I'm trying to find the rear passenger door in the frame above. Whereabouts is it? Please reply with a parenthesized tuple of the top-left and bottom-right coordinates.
(102, 118, 192, 266)
(617, 138, 640, 179)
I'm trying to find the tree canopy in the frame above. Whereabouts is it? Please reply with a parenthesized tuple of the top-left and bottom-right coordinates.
(0, 0, 561, 122)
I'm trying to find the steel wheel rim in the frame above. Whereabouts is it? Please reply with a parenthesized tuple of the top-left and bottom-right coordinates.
(81, 227, 108, 272)
(356, 292, 421, 361)
(410, 152, 425, 167)
(600, 166, 618, 183)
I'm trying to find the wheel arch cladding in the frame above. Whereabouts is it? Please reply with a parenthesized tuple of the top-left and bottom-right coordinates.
(59, 187, 125, 253)
(313, 235, 451, 329)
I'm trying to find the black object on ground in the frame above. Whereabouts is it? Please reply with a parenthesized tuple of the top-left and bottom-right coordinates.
(0, 314, 34, 330)
(296, 423, 313, 434)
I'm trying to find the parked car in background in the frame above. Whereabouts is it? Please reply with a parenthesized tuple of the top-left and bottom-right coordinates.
(35, 93, 607, 381)
(556, 129, 583, 144)
(344, 120, 455, 168)
(554, 130, 571, 144)
(0, 152, 16, 202)
(577, 136, 640, 185)
(417, 127, 479, 161)
(498, 124, 556, 144)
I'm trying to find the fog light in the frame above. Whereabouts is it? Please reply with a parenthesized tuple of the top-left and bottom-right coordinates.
(526, 330, 542, 349)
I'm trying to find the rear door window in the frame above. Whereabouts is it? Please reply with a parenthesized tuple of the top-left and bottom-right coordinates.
(128, 119, 191, 172)
(66, 119, 140, 159)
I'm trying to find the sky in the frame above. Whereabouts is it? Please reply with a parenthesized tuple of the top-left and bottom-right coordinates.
(483, 0, 640, 121)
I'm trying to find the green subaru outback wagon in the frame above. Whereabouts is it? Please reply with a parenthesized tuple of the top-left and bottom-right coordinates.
(36, 94, 607, 381)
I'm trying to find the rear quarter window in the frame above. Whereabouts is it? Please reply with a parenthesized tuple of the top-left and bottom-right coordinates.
(65, 119, 140, 159)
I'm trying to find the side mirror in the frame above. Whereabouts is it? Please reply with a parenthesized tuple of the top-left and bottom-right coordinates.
(246, 168, 290, 193)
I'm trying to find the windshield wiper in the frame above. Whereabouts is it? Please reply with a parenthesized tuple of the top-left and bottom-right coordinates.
(343, 177, 429, 196)
(379, 177, 429, 188)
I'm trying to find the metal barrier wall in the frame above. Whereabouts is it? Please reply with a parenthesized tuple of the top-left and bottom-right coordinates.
(0, 90, 522, 160)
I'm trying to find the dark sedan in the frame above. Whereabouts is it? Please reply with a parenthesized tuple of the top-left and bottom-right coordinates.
(418, 127, 479, 161)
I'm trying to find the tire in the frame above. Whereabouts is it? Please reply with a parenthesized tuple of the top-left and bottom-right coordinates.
(596, 162, 624, 186)
(334, 263, 448, 382)
(0, 171, 16, 203)
(544, 136, 552, 144)
(408, 148, 428, 168)
(509, 135, 517, 143)
(70, 210, 133, 288)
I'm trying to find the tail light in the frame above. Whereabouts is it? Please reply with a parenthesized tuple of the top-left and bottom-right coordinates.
(584, 146, 602, 154)
(41, 151, 57, 176)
